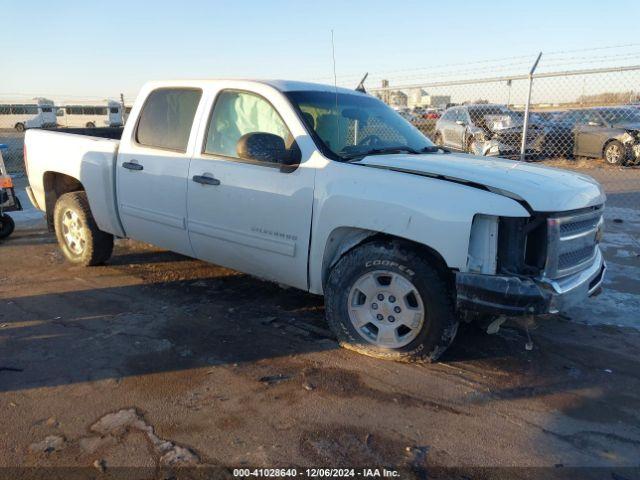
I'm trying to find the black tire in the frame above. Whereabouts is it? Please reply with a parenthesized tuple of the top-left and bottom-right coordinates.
(53, 191, 113, 266)
(434, 132, 443, 146)
(603, 140, 625, 165)
(325, 240, 459, 363)
(15, 123, 25, 132)
(0, 214, 15, 239)
(86, 122, 95, 128)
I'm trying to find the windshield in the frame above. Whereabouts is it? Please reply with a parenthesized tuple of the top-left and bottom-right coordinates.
(599, 108, 640, 124)
(285, 90, 434, 160)
(468, 106, 511, 125)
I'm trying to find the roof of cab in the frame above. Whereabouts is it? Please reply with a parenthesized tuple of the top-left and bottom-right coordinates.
(143, 79, 366, 96)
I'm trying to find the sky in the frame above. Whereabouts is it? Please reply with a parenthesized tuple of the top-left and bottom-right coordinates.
(1, 0, 639, 102)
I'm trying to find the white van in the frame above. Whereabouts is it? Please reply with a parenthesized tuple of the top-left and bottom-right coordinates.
(0, 98, 57, 131)
(56, 100, 123, 128)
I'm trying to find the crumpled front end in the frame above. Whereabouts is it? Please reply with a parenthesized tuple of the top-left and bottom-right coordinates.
(456, 205, 606, 316)
(620, 131, 640, 165)
(469, 125, 545, 159)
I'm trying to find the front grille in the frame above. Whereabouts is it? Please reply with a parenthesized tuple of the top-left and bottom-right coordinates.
(545, 206, 603, 279)
(560, 216, 600, 236)
(558, 245, 596, 270)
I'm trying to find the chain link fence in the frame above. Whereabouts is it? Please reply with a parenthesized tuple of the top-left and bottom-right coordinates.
(367, 63, 640, 208)
(1, 58, 639, 209)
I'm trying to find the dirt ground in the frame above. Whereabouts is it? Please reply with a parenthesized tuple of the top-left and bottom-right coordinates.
(2, 134, 640, 478)
(1, 216, 640, 479)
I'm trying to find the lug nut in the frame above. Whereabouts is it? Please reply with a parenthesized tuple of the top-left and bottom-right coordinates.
(389, 295, 396, 303)
(377, 294, 384, 301)
(376, 314, 384, 321)
(394, 306, 401, 313)
(388, 316, 395, 323)
(372, 303, 378, 310)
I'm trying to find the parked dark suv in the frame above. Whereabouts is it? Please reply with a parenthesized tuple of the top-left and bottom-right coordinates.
(433, 104, 545, 158)
(554, 107, 640, 165)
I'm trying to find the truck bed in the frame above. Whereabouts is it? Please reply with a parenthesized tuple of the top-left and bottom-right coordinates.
(25, 128, 125, 238)
(43, 127, 124, 140)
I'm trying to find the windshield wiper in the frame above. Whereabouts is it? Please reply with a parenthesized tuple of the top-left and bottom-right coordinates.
(343, 145, 445, 161)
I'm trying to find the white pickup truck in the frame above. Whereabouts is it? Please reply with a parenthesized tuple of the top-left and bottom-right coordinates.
(23, 80, 606, 362)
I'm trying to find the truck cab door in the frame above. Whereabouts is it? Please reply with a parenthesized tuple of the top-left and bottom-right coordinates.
(186, 88, 315, 290)
(116, 87, 203, 257)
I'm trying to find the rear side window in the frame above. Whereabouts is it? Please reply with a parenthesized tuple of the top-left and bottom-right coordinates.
(136, 88, 202, 152)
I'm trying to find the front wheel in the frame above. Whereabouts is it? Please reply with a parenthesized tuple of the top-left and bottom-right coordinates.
(325, 241, 459, 363)
(53, 192, 113, 266)
(433, 132, 443, 146)
(86, 122, 95, 128)
(15, 123, 25, 132)
(603, 140, 625, 165)
(0, 214, 15, 239)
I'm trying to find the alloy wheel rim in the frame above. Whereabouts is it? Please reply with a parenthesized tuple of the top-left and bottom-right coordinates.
(347, 270, 425, 348)
(61, 209, 86, 255)
(606, 144, 621, 164)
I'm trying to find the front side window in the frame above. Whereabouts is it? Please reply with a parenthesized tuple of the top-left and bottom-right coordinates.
(95, 107, 107, 115)
(204, 90, 292, 158)
(136, 88, 202, 152)
(285, 90, 433, 160)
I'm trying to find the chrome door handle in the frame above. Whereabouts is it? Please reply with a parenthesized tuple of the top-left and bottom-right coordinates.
(192, 174, 220, 186)
(122, 161, 143, 171)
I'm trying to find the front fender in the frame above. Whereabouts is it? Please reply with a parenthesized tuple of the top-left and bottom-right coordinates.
(308, 161, 530, 294)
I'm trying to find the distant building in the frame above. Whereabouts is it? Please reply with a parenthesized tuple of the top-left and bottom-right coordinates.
(407, 88, 451, 109)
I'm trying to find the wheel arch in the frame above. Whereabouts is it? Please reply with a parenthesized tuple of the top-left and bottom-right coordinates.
(319, 226, 452, 294)
(42, 171, 85, 230)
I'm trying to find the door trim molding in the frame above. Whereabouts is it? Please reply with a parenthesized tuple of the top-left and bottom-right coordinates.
(120, 203, 185, 230)
(188, 219, 296, 257)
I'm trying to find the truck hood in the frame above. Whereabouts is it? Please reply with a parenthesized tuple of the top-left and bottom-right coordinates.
(359, 153, 605, 212)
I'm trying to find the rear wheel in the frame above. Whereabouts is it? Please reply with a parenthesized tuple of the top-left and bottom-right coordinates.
(325, 240, 459, 363)
(15, 123, 25, 132)
(86, 122, 95, 128)
(0, 214, 15, 239)
(603, 140, 625, 165)
(434, 132, 443, 146)
(53, 192, 113, 266)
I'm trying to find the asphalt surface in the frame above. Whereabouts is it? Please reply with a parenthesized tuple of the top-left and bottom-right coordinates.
(1, 223, 640, 479)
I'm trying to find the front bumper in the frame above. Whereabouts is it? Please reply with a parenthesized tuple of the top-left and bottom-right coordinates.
(456, 248, 606, 316)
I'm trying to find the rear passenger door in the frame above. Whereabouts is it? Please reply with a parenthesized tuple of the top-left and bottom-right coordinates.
(116, 87, 203, 256)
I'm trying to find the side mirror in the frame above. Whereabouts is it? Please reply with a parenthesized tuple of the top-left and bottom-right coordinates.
(455, 120, 466, 126)
(236, 132, 300, 172)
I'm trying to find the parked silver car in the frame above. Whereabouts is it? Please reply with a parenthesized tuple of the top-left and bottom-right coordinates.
(433, 104, 545, 158)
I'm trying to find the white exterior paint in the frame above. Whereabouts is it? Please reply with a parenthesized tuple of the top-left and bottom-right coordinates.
(24, 79, 605, 297)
